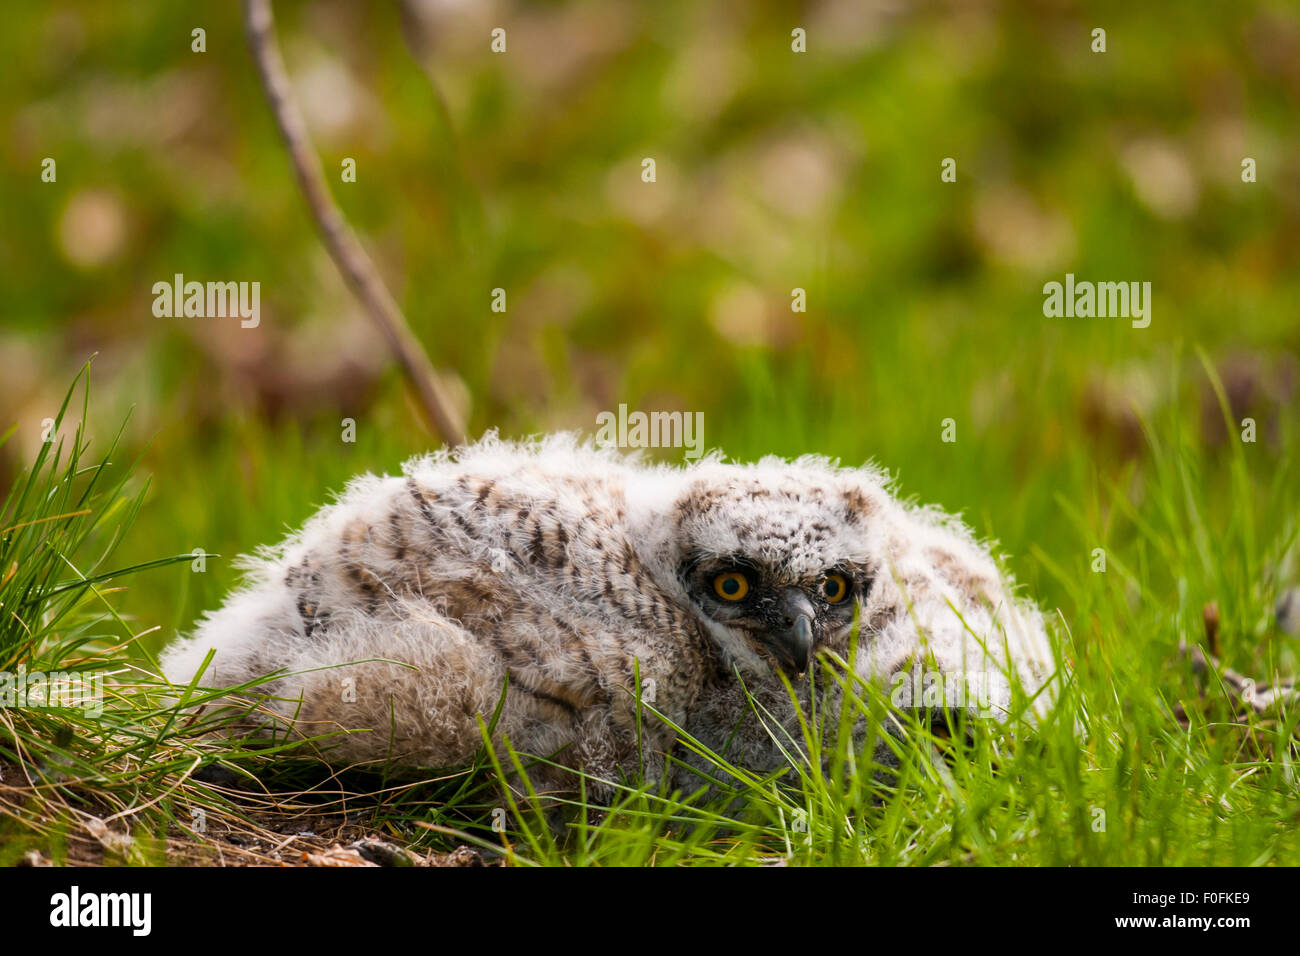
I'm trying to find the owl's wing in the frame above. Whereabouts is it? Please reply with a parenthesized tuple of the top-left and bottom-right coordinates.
(856, 504, 1059, 724)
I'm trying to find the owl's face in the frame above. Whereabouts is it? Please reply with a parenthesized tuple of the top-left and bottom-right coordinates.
(666, 467, 881, 678)
(678, 550, 866, 676)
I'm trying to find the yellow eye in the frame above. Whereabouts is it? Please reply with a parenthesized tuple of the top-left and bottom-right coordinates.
(822, 573, 849, 603)
(713, 572, 750, 601)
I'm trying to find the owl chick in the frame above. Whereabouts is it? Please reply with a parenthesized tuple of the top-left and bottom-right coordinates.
(678, 465, 1058, 786)
(163, 434, 1056, 798)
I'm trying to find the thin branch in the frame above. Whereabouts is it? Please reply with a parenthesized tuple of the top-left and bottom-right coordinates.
(1179, 641, 1299, 716)
(1176, 604, 1299, 722)
(242, 0, 467, 446)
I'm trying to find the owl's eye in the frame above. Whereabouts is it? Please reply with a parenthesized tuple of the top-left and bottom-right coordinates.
(713, 571, 750, 601)
(821, 573, 849, 603)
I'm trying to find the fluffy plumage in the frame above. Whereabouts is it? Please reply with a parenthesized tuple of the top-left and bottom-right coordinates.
(163, 434, 1057, 795)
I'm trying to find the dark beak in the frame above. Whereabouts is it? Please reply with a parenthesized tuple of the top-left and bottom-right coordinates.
(765, 589, 815, 678)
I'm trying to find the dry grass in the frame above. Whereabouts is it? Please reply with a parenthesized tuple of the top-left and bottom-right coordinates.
(1, 756, 489, 867)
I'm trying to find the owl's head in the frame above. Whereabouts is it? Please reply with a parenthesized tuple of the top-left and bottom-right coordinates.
(647, 459, 888, 680)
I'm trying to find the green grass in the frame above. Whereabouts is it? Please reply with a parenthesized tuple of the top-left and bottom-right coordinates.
(1, 359, 1296, 866)
(1, 0, 1297, 866)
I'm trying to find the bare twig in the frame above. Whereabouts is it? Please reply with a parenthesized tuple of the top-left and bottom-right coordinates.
(1180, 640, 1299, 715)
(242, 0, 467, 446)
(1176, 602, 1300, 720)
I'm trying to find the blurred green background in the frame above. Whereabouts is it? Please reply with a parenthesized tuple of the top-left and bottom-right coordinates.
(1, 0, 1296, 655)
